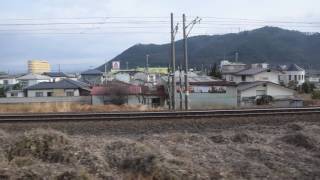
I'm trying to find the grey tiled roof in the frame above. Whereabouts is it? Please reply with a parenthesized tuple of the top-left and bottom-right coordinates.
(25, 79, 90, 91)
(81, 69, 103, 75)
(43, 72, 69, 78)
(17, 74, 51, 80)
(286, 64, 304, 72)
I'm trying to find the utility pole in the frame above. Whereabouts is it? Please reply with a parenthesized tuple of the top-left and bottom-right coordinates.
(104, 60, 108, 85)
(168, 64, 172, 110)
(182, 14, 201, 110)
(235, 52, 239, 62)
(170, 13, 179, 110)
(146, 54, 149, 73)
(179, 65, 183, 110)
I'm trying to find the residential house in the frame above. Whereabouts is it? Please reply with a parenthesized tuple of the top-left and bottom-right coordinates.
(17, 73, 51, 88)
(43, 72, 69, 82)
(6, 90, 24, 98)
(280, 64, 306, 86)
(237, 81, 298, 107)
(80, 69, 103, 85)
(0, 75, 19, 87)
(91, 80, 166, 107)
(25, 79, 91, 97)
(306, 69, 320, 89)
(220, 60, 247, 81)
(223, 67, 281, 84)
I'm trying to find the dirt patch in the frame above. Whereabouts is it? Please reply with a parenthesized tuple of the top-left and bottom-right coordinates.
(287, 123, 303, 131)
(7, 129, 74, 163)
(104, 139, 184, 180)
(231, 133, 254, 144)
(280, 133, 317, 150)
(0, 116, 319, 179)
(210, 135, 228, 144)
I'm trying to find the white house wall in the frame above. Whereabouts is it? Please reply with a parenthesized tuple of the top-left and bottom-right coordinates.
(240, 84, 294, 99)
(27, 89, 80, 97)
(254, 71, 279, 84)
(266, 83, 294, 99)
(283, 71, 306, 85)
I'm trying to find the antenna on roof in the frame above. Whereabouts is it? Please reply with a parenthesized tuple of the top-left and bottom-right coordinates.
(235, 52, 239, 62)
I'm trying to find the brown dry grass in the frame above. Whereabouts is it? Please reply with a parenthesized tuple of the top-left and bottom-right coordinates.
(0, 103, 154, 113)
(0, 119, 319, 179)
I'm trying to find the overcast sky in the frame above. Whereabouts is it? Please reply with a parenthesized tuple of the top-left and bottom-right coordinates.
(0, 0, 319, 73)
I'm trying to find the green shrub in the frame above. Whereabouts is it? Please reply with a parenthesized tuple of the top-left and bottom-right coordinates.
(311, 91, 320, 99)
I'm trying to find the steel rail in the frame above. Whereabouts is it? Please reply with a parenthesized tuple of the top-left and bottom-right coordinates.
(0, 107, 319, 123)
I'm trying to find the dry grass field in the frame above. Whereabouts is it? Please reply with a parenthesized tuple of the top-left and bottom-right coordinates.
(0, 103, 152, 113)
(0, 114, 319, 179)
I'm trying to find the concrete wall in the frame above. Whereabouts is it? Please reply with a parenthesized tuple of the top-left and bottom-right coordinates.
(174, 87, 238, 109)
(0, 96, 91, 104)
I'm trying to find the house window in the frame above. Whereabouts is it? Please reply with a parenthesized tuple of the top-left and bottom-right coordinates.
(294, 75, 297, 81)
(47, 92, 53, 97)
(298, 75, 301, 80)
(241, 75, 246, 82)
(35, 92, 43, 97)
(289, 75, 292, 81)
(3, 80, 8, 85)
(11, 93, 18, 97)
(66, 91, 74, 97)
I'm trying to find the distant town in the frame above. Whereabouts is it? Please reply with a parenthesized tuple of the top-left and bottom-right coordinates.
(0, 58, 318, 110)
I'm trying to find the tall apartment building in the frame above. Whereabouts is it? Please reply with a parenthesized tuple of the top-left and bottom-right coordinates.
(28, 60, 51, 74)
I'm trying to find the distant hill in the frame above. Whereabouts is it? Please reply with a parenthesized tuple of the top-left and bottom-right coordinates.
(97, 26, 320, 71)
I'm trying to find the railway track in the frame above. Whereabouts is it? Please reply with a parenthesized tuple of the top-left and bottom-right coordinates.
(0, 107, 319, 123)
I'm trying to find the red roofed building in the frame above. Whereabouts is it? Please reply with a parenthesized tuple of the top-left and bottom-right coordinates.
(91, 80, 166, 107)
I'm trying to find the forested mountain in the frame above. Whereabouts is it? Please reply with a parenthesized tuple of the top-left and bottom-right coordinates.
(98, 26, 320, 71)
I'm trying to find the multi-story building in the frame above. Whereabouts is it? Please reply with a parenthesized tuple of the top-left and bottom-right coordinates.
(28, 60, 51, 74)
